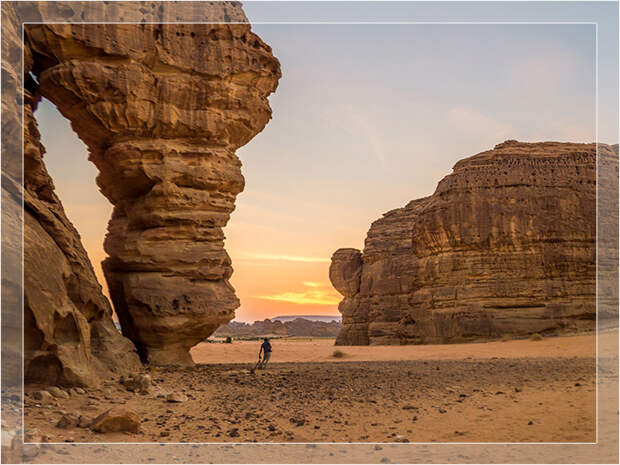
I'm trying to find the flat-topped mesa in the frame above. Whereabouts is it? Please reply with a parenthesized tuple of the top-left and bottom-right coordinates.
(331, 141, 618, 346)
(25, 11, 281, 365)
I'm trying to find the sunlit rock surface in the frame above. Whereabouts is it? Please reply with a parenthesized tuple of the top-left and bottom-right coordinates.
(331, 141, 618, 345)
(4, 0, 281, 384)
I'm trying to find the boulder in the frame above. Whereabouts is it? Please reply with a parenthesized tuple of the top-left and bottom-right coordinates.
(90, 407, 141, 433)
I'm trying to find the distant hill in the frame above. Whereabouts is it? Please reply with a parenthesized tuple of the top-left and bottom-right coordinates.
(273, 315, 341, 323)
(213, 317, 341, 338)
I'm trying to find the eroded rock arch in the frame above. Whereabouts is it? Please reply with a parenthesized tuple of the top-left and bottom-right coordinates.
(10, 1, 281, 384)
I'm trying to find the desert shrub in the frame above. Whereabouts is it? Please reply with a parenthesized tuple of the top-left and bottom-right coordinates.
(501, 334, 511, 342)
(225, 336, 232, 344)
(332, 349, 345, 358)
(530, 333, 543, 341)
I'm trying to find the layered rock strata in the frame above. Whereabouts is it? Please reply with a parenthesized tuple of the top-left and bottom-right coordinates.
(331, 141, 617, 345)
(27, 16, 280, 365)
(4, 2, 138, 387)
(22, 88, 143, 385)
(1, 1, 28, 387)
(3, 0, 281, 384)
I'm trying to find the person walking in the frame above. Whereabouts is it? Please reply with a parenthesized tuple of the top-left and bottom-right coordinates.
(258, 338, 272, 369)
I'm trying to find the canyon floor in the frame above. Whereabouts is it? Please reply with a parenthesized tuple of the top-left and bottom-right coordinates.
(19, 332, 605, 447)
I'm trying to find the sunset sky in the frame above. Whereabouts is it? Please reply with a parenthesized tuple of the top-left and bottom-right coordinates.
(37, 11, 616, 322)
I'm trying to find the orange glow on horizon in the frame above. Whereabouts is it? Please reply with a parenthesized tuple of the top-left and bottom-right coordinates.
(88, 247, 343, 323)
(256, 281, 341, 306)
(236, 252, 331, 263)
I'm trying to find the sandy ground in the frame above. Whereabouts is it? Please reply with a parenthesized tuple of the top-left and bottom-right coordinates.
(18, 332, 608, 451)
(191, 332, 599, 364)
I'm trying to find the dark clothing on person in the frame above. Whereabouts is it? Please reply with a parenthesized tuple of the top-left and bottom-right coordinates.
(261, 341, 272, 353)
(258, 340, 272, 369)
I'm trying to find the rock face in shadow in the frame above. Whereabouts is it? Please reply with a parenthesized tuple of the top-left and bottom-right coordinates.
(1, 1, 142, 387)
(4, 1, 281, 384)
(331, 141, 618, 345)
(22, 89, 143, 385)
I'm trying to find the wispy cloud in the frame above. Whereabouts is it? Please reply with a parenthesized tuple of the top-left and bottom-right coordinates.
(256, 281, 341, 306)
(257, 291, 340, 306)
(237, 253, 330, 263)
(302, 281, 322, 288)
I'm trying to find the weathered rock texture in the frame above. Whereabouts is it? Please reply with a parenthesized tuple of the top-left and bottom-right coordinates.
(331, 141, 618, 345)
(3, 2, 142, 387)
(22, 88, 142, 385)
(3, 1, 280, 384)
(2, 1, 28, 387)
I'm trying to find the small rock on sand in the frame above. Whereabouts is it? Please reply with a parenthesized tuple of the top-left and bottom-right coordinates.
(121, 374, 153, 395)
(166, 392, 187, 403)
(47, 387, 69, 399)
(56, 413, 80, 429)
(90, 407, 141, 433)
(32, 391, 54, 404)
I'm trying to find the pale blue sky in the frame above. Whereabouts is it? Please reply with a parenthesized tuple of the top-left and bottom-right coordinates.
(36, 1, 618, 322)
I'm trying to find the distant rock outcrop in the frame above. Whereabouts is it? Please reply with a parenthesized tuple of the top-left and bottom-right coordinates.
(331, 141, 618, 345)
(3, 1, 281, 385)
(214, 318, 342, 338)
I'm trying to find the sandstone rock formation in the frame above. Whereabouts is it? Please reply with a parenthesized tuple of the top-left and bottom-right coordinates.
(2, 1, 281, 385)
(27, 15, 280, 366)
(331, 141, 618, 345)
(22, 87, 143, 385)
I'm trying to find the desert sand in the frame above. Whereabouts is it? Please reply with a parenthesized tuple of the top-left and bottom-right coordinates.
(192, 332, 597, 364)
(20, 331, 604, 447)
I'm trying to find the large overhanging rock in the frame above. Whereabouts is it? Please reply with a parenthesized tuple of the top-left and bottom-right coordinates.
(331, 141, 618, 345)
(1, 1, 141, 387)
(21, 72, 143, 386)
(13, 1, 281, 373)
